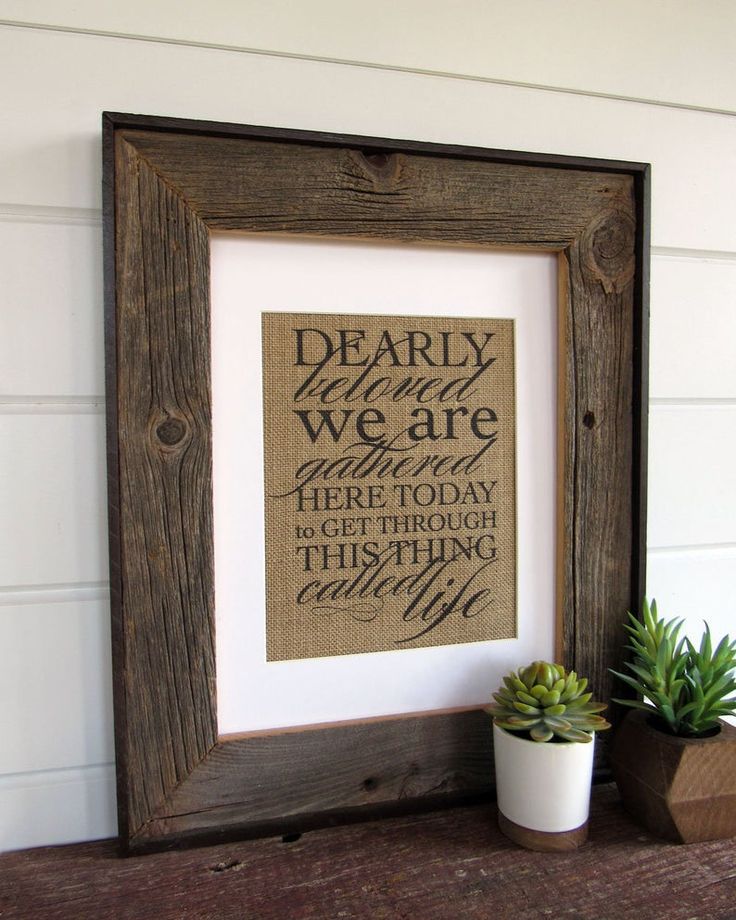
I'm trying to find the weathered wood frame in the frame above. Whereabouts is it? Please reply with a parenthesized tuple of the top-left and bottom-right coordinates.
(103, 112, 649, 853)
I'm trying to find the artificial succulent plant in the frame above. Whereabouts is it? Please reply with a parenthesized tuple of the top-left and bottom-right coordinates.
(488, 660, 611, 743)
(610, 598, 736, 736)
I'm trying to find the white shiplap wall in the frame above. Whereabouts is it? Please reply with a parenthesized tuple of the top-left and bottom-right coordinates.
(1, 4, 734, 852)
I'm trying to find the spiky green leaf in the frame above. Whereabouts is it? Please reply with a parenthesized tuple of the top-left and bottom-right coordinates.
(611, 599, 736, 736)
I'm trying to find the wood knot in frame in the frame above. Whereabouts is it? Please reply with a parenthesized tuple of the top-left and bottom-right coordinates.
(581, 209, 635, 295)
(347, 149, 407, 193)
(151, 411, 190, 452)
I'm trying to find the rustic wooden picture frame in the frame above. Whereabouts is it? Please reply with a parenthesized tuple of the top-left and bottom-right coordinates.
(103, 112, 649, 852)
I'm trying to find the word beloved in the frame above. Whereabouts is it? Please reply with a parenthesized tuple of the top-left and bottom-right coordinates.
(292, 327, 497, 404)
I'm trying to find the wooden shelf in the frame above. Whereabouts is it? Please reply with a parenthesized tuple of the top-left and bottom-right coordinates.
(2, 785, 734, 919)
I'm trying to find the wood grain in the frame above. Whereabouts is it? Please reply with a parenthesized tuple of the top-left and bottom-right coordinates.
(143, 710, 492, 846)
(612, 711, 736, 843)
(124, 129, 635, 247)
(3, 787, 735, 920)
(497, 811, 588, 851)
(111, 133, 217, 841)
(104, 113, 649, 850)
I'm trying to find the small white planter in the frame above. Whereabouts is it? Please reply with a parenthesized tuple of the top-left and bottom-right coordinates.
(493, 723, 595, 850)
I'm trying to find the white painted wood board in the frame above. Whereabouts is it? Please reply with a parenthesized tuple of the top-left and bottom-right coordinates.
(0, 765, 115, 852)
(0, 598, 113, 775)
(0, 414, 107, 587)
(1, 0, 733, 112)
(647, 547, 736, 643)
(650, 255, 736, 399)
(0, 218, 103, 397)
(647, 406, 736, 549)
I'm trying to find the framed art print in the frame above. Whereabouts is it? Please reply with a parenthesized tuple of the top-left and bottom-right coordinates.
(103, 113, 649, 851)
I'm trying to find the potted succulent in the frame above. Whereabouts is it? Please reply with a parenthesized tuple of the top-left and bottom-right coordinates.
(487, 660, 611, 851)
(610, 599, 736, 843)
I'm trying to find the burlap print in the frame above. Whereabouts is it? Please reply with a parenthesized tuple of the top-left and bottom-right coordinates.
(262, 312, 517, 661)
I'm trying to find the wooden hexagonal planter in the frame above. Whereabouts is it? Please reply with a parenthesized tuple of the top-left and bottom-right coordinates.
(611, 710, 736, 843)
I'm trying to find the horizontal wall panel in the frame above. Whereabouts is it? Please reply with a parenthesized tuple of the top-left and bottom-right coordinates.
(0, 27, 735, 252)
(0, 765, 115, 852)
(0, 219, 103, 397)
(651, 254, 736, 399)
(0, 414, 107, 586)
(647, 547, 736, 647)
(1, 1, 734, 112)
(5, 228, 734, 405)
(9, 226, 736, 405)
(0, 598, 112, 775)
(647, 406, 736, 549)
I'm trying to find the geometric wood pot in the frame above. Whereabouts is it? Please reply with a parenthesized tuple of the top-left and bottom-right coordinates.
(611, 709, 736, 844)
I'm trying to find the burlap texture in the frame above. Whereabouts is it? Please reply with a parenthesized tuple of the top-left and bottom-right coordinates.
(262, 312, 516, 660)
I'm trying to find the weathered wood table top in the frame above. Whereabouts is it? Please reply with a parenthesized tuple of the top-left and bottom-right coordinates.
(2, 785, 734, 919)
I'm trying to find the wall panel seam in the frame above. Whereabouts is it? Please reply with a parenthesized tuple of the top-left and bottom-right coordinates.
(0, 204, 101, 226)
(1, 208, 735, 263)
(652, 246, 736, 262)
(1, 19, 734, 118)
(648, 542, 736, 555)
(0, 398, 104, 414)
(0, 582, 110, 605)
(650, 398, 736, 407)
(0, 763, 114, 787)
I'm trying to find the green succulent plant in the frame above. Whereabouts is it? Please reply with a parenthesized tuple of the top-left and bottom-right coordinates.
(487, 660, 611, 743)
(610, 598, 736, 736)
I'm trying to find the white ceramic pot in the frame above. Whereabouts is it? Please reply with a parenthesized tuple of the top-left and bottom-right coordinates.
(493, 723, 595, 842)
